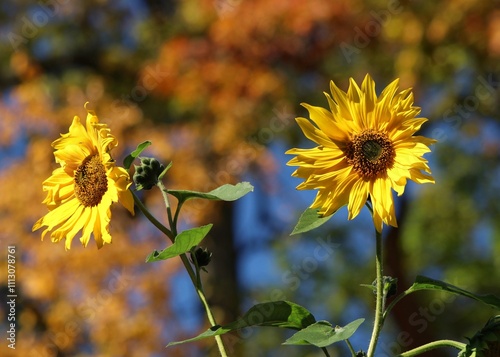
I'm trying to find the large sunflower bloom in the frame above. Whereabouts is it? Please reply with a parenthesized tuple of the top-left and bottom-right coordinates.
(286, 74, 435, 232)
(33, 104, 135, 249)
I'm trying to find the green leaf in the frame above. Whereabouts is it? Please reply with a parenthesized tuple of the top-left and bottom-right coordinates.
(408, 276, 500, 309)
(146, 224, 212, 262)
(283, 318, 364, 347)
(167, 182, 254, 204)
(291, 208, 333, 235)
(167, 301, 316, 347)
(123, 141, 152, 169)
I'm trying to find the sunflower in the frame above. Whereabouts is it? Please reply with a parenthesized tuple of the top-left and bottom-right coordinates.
(286, 74, 435, 232)
(33, 104, 135, 249)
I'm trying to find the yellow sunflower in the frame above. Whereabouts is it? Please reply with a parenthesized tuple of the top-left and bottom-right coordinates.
(286, 74, 435, 232)
(33, 103, 135, 249)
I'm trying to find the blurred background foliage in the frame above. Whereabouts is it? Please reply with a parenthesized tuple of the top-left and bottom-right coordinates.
(0, 0, 499, 356)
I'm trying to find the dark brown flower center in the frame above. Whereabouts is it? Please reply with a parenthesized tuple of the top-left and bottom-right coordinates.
(74, 155, 108, 207)
(345, 130, 395, 179)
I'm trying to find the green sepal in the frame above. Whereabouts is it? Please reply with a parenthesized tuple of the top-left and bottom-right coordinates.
(157, 161, 173, 180)
(167, 182, 254, 204)
(360, 284, 374, 291)
(291, 208, 333, 235)
(146, 224, 213, 262)
(123, 141, 152, 169)
(167, 301, 316, 347)
(408, 276, 500, 309)
(283, 318, 365, 347)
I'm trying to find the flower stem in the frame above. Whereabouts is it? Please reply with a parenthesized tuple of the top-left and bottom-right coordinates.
(157, 182, 175, 235)
(382, 289, 410, 322)
(132, 191, 174, 241)
(178, 252, 227, 354)
(155, 182, 228, 357)
(396, 340, 466, 356)
(345, 339, 357, 356)
(367, 228, 384, 357)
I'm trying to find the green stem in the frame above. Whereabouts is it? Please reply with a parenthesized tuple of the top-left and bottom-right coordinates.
(158, 183, 175, 236)
(132, 191, 174, 241)
(345, 339, 357, 356)
(321, 347, 331, 357)
(396, 340, 466, 357)
(367, 229, 384, 357)
(178, 253, 220, 328)
(172, 200, 184, 230)
(155, 182, 228, 357)
(382, 289, 411, 322)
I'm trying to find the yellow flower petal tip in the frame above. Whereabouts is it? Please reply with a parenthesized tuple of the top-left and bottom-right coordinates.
(287, 74, 435, 232)
(33, 103, 134, 249)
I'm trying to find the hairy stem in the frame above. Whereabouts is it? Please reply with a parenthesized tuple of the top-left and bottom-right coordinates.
(396, 340, 466, 356)
(367, 229, 384, 357)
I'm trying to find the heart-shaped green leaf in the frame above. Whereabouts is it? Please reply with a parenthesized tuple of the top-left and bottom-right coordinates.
(146, 224, 212, 262)
(291, 208, 333, 235)
(407, 276, 500, 309)
(167, 182, 253, 204)
(167, 301, 316, 347)
(283, 318, 364, 347)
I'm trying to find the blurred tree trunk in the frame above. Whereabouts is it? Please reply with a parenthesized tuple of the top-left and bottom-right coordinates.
(204, 200, 243, 356)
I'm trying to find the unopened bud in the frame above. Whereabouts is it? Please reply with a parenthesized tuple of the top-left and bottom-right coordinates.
(133, 157, 166, 190)
(190, 247, 212, 268)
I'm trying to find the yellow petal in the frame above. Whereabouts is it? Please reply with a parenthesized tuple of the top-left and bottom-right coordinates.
(119, 189, 135, 215)
(301, 103, 348, 142)
(34, 103, 134, 249)
(80, 207, 97, 248)
(33, 198, 81, 232)
(295, 117, 335, 148)
(52, 116, 92, 150)
(286, 75, 434, 232)
(347, 179, 369, 220)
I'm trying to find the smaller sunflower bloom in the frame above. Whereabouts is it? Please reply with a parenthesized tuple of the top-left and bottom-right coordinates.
(286, 74, 435, 232)
(33, 103, 135, 249)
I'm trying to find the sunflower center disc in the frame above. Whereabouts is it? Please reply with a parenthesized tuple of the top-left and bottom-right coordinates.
(362, 140, 383, 161)
(346, 130, 395, 179)
(74, 155, 108, 207)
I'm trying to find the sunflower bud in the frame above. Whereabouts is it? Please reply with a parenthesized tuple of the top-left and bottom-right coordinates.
(133, 157, 166, 190)
(190, 247, 212, 268)
(371, 276, 398, 299)
(459, 316, 500, 357)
